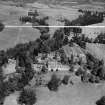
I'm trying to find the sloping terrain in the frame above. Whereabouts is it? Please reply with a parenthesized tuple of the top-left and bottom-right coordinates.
(0, 3, 27, 25)
(35, 82, 105, 105)
(4, 80, 105, 105)
(0, 1, 79, 50)
(86, 43, 105, 64)
(0, 0, 105, 4)
(4, 91, 20, 105)
(0, 3, 41, 50)
(62, 44, 85, 58)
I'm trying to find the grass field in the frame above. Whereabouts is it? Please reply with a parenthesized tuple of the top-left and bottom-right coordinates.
(0, 26, 40, 50)
(4, 71, 105, 105)
(0, 1, 80, 50)
(86, 43, 105, 65)
(35, 83, 104, 105)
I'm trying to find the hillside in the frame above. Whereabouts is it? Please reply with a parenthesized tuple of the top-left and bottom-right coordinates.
(86, 43, 105, 65)
(0, 0, 105, 4)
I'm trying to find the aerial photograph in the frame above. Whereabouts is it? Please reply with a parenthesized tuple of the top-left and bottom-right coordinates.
(0, 0, 105, 105)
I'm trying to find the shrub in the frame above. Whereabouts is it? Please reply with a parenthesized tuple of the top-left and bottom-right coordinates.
(18, 88, 37, 105)
(0, 22, 4, 32)
(96, 96, 105, 105)
(51, 69, 53, 72)
(47, 74, 61, 91)
(62, 75, 70, 85)
(69, 65, 74, 72)
(88, 75, 97, 83)
(0, 81, 6, 99)
(75, 67, 83, 76)
(41, 65, 48, 73)
(40, 33, 50, 40)
(19, 16, 32, 23)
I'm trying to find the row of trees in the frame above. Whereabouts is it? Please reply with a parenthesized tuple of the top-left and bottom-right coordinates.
(0, 50, 9, 104)
(5, 27, 66, 58)
(18, 88, 37, 105)
(19, 11, 49, 26)
(71, 34, 93, 49)
(47, 74, 70, 91)
(94, 33, 105, 44)
(0, 49, 36, 104)
(85, 53, 105, 82)
(78, 9, 105, 17)
(70, 11, 104, 26)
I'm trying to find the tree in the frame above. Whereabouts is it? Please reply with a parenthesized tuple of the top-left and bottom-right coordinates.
(88, 74, 99, 83)
(72, 27, 82, 35)
(96, 96, 105, 105)
(39, 41, 51, 53)
(94, 33, 105, 44)
(39, 27, 49, 35)
(40, 33, 50, 40)
(63, 35, 69, 45)
(0, 50, 8, 66)
(0, 67, 3, 81)
(62, 75, 70, 85)
(3, 81, 16, 95)
(16, 51, 26, 67)
(53, 28, 64, 50)
(41, 65, 48, 73)
(47, 74, 61, 91)
(17, 53, 34, 89)
(75, 67, 83, 76)
(19, 16, 32, 23)
(0, 81, 6, 105)
(18, 88, 37, 105)
(0, 22, 5, 32)
(65, 11, 104, 26)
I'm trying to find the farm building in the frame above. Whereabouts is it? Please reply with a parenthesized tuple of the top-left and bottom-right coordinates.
(47, 52, 55, 59)
(32, 64, 44, 72)
(47, 51, 61, 61)
(28, 9, 38, 17)
(48, 60, 70, 71)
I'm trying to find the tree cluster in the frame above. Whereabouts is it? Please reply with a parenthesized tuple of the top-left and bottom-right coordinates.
(86, 53, 105, 82)
(62, 75, 70, 85)
(94, 33, 105, 44)
(0, 22, 5, 32)
(0, 49, 35, 104)
(65, 11, 104, 26)
(18, 88, 37, 105)
(71, 34, 93, 49)
(96, 96, 105, 105)
(47, 74, 61, 91)
(19, 16, 32, 23)
(19, 13, 49, 26)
